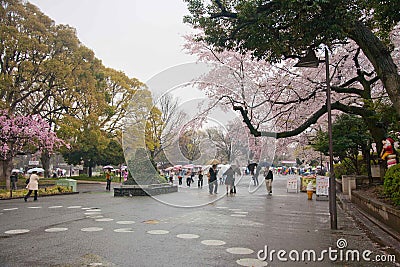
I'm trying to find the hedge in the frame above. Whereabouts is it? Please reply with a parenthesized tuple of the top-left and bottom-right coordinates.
(383, 163, 400, 206)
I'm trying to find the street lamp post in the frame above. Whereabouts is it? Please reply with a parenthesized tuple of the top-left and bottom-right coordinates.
(294, 47, 337, 230)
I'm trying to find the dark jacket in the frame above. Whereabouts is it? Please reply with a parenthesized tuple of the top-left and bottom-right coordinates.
(209, 167, 218, 182)
(265, 170, 273, 181)
(10, 173, 18, 182)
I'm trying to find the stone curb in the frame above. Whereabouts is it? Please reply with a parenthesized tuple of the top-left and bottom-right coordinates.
(0, 191, 79, 201)
(337, 192, 400, 260)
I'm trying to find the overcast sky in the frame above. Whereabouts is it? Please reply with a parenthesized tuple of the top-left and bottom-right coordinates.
(29, 0, 197, 83)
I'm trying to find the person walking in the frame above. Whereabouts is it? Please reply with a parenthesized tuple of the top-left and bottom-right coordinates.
(10, 171, 18, 190)
(223, 166, 234, 195)
(247, 162, 257, 176)
(190, 171, 195, 184)
(197, 170, 203, 188)
(264, 167, 273, 195)
(123, 170, 128, 182)
(253, 165, 261, 186)
(105, 170, 112, 191)
(230, 166, 241, 194)
(186, 170, 192, 187)
(208, 164, 218, 194)
(24, 171, 39, 202)
(178, 169, 183, 186)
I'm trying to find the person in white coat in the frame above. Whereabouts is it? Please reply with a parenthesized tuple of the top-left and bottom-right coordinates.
(24, 171, 40, 202)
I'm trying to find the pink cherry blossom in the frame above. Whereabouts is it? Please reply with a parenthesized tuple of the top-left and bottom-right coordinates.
(0, 110, 67, 161)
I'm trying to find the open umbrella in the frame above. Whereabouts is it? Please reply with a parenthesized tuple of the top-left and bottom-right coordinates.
(103, 165, 114, 170)
(206, 159, 220, 165)
(27, 167, 44, 173)
(183, 164, 194, 169)
(173, 165, 182, 170)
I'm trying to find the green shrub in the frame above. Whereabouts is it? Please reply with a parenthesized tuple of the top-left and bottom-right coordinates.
(334, 159, 356, 179)
(334, 158, 369, 179)
(334, 162, 350, 179)
(383, 163, 400, 206)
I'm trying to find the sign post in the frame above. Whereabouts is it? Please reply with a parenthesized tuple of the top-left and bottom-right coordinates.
(286, 176, 299, 193)
(316, 176, 329, 201)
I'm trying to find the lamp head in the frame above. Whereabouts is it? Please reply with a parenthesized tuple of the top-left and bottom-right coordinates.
(294, 50, 320, 68)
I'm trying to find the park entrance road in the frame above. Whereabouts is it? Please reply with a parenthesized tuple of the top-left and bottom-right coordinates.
(0, 175, 396, 266)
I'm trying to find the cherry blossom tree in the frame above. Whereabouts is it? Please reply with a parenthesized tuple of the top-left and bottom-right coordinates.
(183, 25, 400, 153)
(184, 0, 400, 117)
(0, 110, 67, 189)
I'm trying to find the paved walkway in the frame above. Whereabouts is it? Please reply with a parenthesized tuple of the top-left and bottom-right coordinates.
(0, 174, 398, 266)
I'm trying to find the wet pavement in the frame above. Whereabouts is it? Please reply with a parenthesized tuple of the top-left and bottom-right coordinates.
(0, 174, 398, 266)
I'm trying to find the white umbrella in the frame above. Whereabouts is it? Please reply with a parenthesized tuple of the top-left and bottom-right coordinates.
(103, 165, 114, 170)
(27, 167, 44, 173)
(206, 159, 220, 165)
(183, 164, 194, 169)
(173, 165, 182, 170)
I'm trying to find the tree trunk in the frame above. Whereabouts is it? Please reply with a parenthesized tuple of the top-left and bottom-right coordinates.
(1, 159, 13, 190)
(348, 22, 400, 117)
(40, 150, 51, 178)
(363, 117, 385, 157)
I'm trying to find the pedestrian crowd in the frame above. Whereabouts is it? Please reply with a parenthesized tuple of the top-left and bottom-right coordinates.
(160, 163, 272, 196)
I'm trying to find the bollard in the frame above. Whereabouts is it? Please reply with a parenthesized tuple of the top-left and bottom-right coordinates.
(306, 181, 313, 200)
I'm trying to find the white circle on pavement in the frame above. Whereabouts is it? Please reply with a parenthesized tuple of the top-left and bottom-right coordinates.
(84, 212, 102, 215)
(231, 214, 247, 217)
(234, 211, 249, 214)
(27, 206, 42, 209)
(236, 258, 267, 267)
(226, 247, 254, 255)
(147, 230, 169, 235)
(67, 206, 82, 209)
(45, 228, 68, 233)
(81, 227, 103, 232)
(49, 206, 63, 209)
(116, 221, 135, 225)
(114, 228, 135, 233)
(95, 218, 114, 222)
(5, 229, 30, 234)
(3, 208, 18, 211)
(177, 234, 200, 239)
(201, 240, 226, 246)
(86, 215, 104, 219)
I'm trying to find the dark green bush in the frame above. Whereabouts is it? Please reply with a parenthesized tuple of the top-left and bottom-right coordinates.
(334, 158, 367, 179)
(383, 163, 400, 206)
(334, 162, 351, 179)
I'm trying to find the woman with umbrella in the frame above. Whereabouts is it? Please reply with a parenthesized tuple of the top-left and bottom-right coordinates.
(103, 166, 113, 191)
(24, 171, 40, 202)
(223, 165, 235, 195)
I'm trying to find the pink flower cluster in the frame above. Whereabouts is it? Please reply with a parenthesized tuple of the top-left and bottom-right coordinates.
(0, 110, 68, 160)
